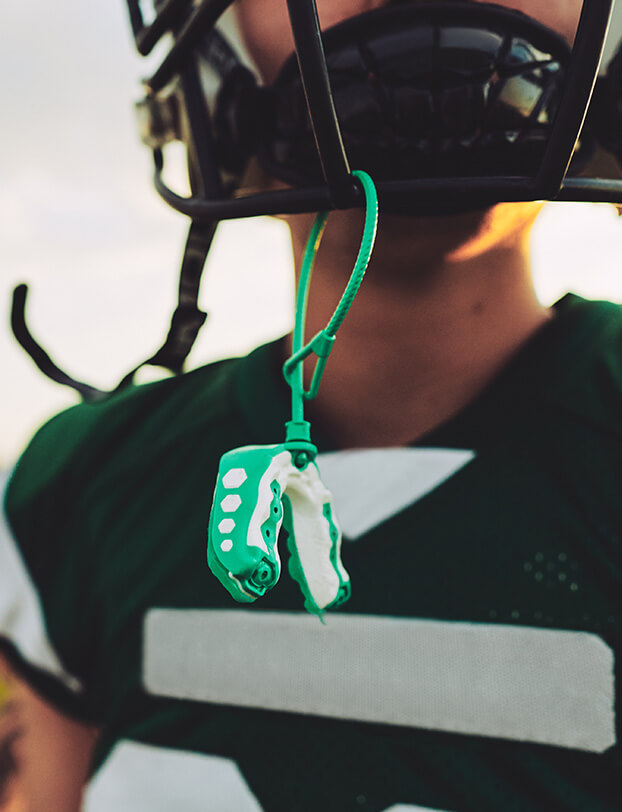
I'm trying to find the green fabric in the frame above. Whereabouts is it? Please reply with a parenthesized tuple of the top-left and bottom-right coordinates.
(3, 294, 622, 811)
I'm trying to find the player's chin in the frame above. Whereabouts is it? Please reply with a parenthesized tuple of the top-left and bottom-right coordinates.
(254, 168, 543, 263)
(444, 200, 546, 261)
(369, 200, 544, 266)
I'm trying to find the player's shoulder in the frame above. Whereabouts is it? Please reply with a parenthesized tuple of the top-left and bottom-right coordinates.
(552, 293, 622, 423)
(557, 291, 622, 341)
(572, 292, 622, 341)
(5, 353, 243, 516)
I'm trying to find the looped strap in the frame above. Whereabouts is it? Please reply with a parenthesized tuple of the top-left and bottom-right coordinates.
(283, 170, 378, 425)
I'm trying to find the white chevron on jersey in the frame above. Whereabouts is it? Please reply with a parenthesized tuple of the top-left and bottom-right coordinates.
(83, 740, 449, 812)
(83, 740, 263, 812)
(0, 470, 81, 691)
(317, 448, 475, 539)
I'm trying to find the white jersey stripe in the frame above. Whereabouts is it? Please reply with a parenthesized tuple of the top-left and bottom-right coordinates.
(385, 807, 450, 812)
(83, 740, 263, 812)
(317, 448, 475, 539)
(0, 469, 82, 691)
(83, 740, 450, 812)
(144, 609, 615, 753)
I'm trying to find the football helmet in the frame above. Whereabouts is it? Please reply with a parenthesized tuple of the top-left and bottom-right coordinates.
(117, 0, 621, 384)
(128, 0, 622, 220)
(12, 0, 622, 397)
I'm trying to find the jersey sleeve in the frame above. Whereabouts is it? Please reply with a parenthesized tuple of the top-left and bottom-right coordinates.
(0, 400, 118, 720)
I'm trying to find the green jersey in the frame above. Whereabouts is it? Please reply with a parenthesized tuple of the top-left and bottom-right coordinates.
(1, 294, 621, 811)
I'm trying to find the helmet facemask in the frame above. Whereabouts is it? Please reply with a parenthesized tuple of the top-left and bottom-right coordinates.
(129, 0, 615, 219)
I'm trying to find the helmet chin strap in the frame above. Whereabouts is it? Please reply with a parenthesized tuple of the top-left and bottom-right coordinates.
(11, 284, 109, 403)
(116, 220, 215, 386)
(10, 219, 215, 401)
(207, 170, 378, 617)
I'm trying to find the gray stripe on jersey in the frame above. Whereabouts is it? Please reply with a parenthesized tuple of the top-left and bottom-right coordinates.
(0, 469, 82, 691)
(144, 610, 615, 753)
(83, 740, 263, 811)
(385, 807, 450, 812)
(316, 448, 475, 539)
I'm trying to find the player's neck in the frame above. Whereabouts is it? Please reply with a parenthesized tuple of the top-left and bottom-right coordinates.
(288, 222, 551, 449)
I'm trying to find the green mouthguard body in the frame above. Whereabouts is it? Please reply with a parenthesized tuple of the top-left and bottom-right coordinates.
(208, 443, 350, 615)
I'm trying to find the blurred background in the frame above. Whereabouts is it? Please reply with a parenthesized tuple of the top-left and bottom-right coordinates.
(3, 0, 622, 467)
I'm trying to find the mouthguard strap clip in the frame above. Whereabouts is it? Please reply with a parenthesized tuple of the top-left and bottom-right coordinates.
(283, 169, 378, 421)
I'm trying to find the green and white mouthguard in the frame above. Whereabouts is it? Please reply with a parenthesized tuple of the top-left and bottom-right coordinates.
(207, 171, 378, 615)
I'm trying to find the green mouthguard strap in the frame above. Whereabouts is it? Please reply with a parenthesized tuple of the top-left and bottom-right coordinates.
(283, 170, 378, 433)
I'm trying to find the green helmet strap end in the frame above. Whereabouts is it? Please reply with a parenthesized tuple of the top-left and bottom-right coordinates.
(207, 170, 378, 615)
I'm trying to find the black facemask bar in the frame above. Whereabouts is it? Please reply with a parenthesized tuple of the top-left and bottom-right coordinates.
(255, 4, 582, 205)
(128, 0, 616, 218)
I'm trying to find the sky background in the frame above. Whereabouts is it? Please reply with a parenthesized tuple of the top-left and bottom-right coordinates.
(3, 1, 622, 465)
